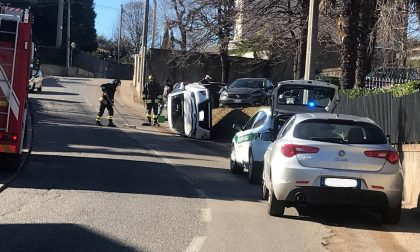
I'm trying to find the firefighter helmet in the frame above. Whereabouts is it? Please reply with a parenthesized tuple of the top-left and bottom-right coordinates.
(148, 75, 155, 81)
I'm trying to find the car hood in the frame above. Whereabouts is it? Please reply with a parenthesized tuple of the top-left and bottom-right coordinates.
(225, 87, 263, 95)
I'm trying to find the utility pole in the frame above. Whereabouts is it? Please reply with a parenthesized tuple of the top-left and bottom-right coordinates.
(304, 0, 319, 80)
(118, 4, 123, 64)
(140, 0, 150, 90)
(66, 0, 71, 76)
(56, 0, 64, 48)
(151, 0, 157, 48)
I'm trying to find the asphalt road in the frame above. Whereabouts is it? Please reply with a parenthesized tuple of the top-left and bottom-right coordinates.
(0, 77, 416, 252)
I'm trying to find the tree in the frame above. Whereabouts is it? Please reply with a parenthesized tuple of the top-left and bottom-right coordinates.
(167, 0, 196, 52)
(355, 0, 379, 88)
(337, 0, 361, 89)
(5, 0, 98, 52)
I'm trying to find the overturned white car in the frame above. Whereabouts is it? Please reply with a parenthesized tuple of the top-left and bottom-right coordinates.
(167, 83, 212, 140)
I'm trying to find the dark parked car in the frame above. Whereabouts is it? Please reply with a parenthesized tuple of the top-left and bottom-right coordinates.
(201, 82, 227, 108)
(219, 78, 274, 107)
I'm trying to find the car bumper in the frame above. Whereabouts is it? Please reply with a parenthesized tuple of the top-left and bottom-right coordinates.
(219, 96, 264, 106)
(284, 186, 389, 209)
(271, 166, 403, 208)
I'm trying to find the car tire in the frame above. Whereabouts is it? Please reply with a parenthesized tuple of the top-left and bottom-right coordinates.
(262, 181, 269, 200)
(381, 202, 401, 224)
(230, 144, 244, 174)
(248, 150, 262, 184)
(268, 190, 285, 217)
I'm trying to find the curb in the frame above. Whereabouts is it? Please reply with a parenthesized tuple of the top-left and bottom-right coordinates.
(0, 105, 33, 193)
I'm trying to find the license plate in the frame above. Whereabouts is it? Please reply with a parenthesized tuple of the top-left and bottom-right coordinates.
(323, 178, 359, 188)
(234, 99, 241, 103)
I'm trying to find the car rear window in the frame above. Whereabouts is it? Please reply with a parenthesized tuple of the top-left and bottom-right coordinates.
(293, 119, 387, 144)
(277, 85, 336, 108)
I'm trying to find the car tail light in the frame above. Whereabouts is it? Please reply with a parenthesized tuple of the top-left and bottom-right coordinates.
(364, 150, 399, 164)
(281, 144, 319, 158)
(0, 133, 18, 142)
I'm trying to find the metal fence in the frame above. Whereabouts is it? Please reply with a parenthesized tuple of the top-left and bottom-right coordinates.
(334, 92, 420, 144)
(365, 77, 413, 89)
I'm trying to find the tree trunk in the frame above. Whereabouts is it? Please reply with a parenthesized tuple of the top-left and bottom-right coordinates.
(355, 0, 377, 88)
(399, 1, 409, 68)
(294, 0, 309, 80)
(220, 47, 230, 84)
(338, 0, 361, 89)
(180, 26, 187, 52)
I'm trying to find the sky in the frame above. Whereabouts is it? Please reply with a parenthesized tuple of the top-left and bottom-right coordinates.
(94, 0, 126, 39)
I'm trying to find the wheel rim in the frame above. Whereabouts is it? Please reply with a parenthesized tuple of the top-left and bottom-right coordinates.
(230, 147, 236, 168)
(262, 181, 266, 196)
(248, 153, 253, 178)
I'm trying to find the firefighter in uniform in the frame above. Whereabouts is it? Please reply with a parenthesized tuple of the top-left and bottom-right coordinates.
(142, 75, 162, 126)
(96, 79, 121, 127)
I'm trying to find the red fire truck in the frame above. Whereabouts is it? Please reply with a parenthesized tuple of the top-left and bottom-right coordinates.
(0, 7, 32, 169)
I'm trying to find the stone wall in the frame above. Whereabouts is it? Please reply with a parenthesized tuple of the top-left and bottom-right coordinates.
(398, 144, 420, 212)
(40, 64, 94, 78)
(133, 48, 340, 96)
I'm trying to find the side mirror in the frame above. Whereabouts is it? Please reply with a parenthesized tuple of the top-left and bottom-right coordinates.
(260, 132, 272, 141)
(233, 123, 243, 132)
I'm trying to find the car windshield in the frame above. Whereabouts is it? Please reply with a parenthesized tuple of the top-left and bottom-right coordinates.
(293, 119, 387, 144)
(229, 79, 264, 89)
(277, 85, 335, 108)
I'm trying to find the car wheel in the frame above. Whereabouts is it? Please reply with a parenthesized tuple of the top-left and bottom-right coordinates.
(268, 190, 285, 217)
(381, 202, 401, 224)
(262, 180, 269, 200)
(248, 150, 262, 184)
(230, 144, 244, 174)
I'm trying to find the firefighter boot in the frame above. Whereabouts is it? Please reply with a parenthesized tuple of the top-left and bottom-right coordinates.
(96, 116, 103, 126)
(108, 120, 117, 127)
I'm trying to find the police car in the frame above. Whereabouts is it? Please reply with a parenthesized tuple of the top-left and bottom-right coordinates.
(230, 80, 339, 184)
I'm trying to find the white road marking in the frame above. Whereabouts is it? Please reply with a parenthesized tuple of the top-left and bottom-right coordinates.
(200, 208, 212, 222)
(185, 236, 206, 252)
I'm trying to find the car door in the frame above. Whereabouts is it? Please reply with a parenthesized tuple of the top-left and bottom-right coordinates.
(235, 112, 261, 165)
(249, 112, 272, 163)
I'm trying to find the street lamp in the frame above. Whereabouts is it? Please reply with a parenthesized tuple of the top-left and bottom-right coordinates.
(70, 42, 76, 67)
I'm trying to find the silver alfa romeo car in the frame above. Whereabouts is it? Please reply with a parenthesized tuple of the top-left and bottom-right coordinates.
(262, 113, 403, 224)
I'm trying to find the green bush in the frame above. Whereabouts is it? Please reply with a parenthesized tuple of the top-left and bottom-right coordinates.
(339, 81, 420, 98)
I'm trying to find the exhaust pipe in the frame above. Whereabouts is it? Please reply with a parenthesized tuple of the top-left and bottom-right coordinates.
(295, 193, 306, 203)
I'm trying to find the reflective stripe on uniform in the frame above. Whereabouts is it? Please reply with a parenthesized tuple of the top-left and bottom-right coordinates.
(96, 116, 101, 121)
(146, 114, 152, 118)
(157, 95, 163, 99)
(154, 99, 160, 103)
(0, 100, 8, 107)
(146, 99, 153, 104)
(108, 116, 113, 120)
(152, 115, 158, 119)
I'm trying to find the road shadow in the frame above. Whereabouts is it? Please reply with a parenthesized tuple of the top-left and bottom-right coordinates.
(0, 224, 138, 252)
(22, 97, 420, 234)
(42, 77, 65, 88)
(33, 91, 80, 96)
(278, 205, 420, 233)
(31, 97, 83, 104)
